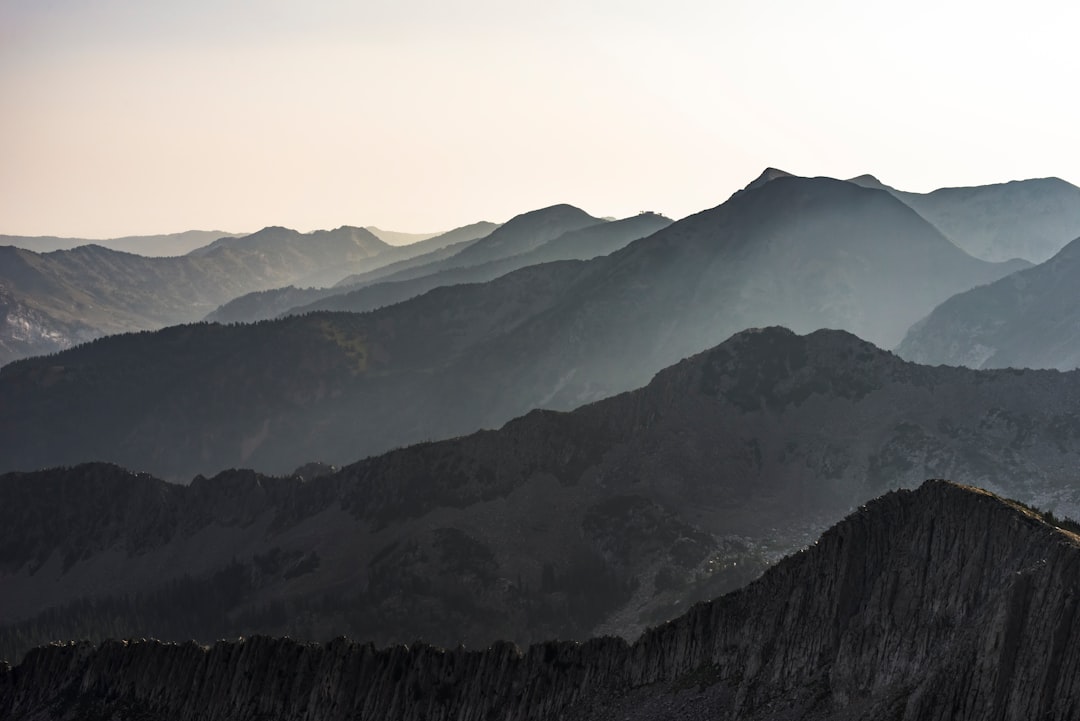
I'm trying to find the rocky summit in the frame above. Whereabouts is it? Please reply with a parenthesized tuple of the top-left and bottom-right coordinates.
(3, 480, 1080, 720)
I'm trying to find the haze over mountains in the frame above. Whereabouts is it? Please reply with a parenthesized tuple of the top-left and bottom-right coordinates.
(9, 327, 1080, 665)
(8, 167, 1080, 719)
(0, 172, 1029, 479)
(898, 236, 1080, 369)
(848, 174, 1080, 263)
(0, 230, 238, 257)
(6, 480, 1080, 720)
(205, 205, 641, 325)
(0, 223, 493, 366)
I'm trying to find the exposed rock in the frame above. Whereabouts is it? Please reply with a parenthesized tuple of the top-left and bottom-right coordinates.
(3, 481, 1079, 720)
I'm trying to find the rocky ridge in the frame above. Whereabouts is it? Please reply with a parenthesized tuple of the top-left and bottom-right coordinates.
(3, 481, 1080, 720)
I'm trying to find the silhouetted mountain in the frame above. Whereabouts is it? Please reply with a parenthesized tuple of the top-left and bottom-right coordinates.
(8, 327, 1080, 664)
(293, 212, 671, 317)
(6, 480, 1080, 720)
(0, 176, 1026, 477)
(0, 229, 236, 256)
(897, 236, 1080, 369)
(205, 221, 499, 324)
(848, 174, 1080, 263)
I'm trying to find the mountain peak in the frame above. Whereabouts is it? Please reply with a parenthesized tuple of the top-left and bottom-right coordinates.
(847, 173, 892, 190)
(735, 167, 795, 196)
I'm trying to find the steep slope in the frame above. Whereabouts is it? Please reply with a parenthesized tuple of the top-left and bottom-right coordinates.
(0, 176, 1026, 476)
(5, 481, 1080, 720)
(849, 174, 1080, 263)
(205, 221, 499, 324)
(294, 212, 670, 316)
(897, 236, 1080, 369)
(8, 328, 1080, 661)
(0, 229, 236, 256)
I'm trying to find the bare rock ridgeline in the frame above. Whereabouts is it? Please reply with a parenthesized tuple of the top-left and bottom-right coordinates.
(4, 480, 1080, 720)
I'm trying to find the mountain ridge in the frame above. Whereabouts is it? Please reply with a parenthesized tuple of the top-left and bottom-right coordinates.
(4, 480, 1080, 720)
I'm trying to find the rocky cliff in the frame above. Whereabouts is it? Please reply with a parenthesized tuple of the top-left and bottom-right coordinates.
(3, 480, 1079, 720)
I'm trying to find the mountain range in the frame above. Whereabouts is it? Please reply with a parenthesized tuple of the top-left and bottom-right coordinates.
(0, 223, 492, 366)
(848, 173, 1080, 263)
(205, 205, 624, 324)
(8, 327, 1080, 664)
(0, 230, 237, 257)
(0, 173, 1028, 479)
(5, 480, 1080, 720)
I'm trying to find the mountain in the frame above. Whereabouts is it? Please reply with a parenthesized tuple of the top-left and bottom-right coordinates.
(0, 224, 506, 366)
(9, 327, 1080, 663)
(896, 236, 1080, 369)
(0, 226, 398, 366)
(329, 203, 605, 292)
(205, 221, 499, 324)
(0, 229, 236, 256)
(0, 175, 1027, 477)
(848, 174, 1080, 263)
(5, 480, 1080, 720)
(291, 212, 671, 317)
(363, 226, 441, 245)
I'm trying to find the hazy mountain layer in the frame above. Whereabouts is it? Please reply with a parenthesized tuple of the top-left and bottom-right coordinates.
(897, 236, 1080, 369)
(0, 226, 393, 365)
(363, 226, 441, 245)
(292, 212, 671, 317)
(204, 221, 499, 323)
(8, 328, 1080, 662)
(849, 174, 1080, 263)
(5, 481, 1080, 720)
(0, 230, 236, 257)
(0, 176, 1026, 478)
(206, 205, 612, 325)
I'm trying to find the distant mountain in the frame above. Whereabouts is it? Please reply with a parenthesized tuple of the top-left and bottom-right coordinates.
(363, 226, 441, 245)
(10, 328, 1080, 665)
(0, 175, 1026, 477)
(848, 174, 1080, 263)
(7, 481, 1080, 719)
(0, 224, 506, 366)
(896, 236, 1080, 369)
(292, 212, 671, 317)
(0, 229, 237, 257)
(205, 221, 499, 324)
(0, 226, 399, 365)
(329, 204, 605, 292)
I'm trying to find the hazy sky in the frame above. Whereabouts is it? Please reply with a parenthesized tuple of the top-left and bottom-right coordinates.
(3, 1, 1079, 238)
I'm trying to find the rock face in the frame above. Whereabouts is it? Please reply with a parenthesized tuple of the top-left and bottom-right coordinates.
(897, 236, 1080, 370)
(4, 481, 1080, 720)
(11, 328, 1080, 665)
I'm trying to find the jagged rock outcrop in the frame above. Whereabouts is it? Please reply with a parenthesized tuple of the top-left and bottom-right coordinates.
(3, 481, 1080, 720)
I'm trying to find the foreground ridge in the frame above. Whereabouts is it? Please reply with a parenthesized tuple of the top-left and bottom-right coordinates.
(3, 480, 1080, 720)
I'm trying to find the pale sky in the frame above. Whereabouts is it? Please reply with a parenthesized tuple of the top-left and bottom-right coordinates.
(3, 0, 1079, 238)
